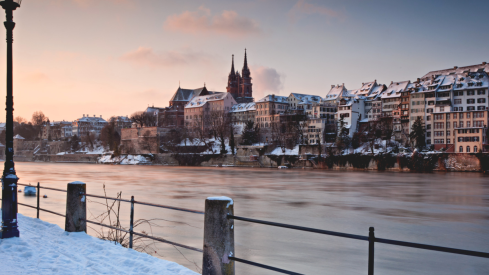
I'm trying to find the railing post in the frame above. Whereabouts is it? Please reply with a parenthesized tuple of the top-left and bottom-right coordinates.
(129, 195, 134, 249)
(36, 182, 40, 219)
(65, 181, 86, 232)
(368, 227, 375, 275)
(203, 197, 235, 275)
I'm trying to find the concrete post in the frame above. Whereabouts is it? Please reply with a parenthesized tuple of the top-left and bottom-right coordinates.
(65, 181, 86, 232)
(203, 196, 235, 275)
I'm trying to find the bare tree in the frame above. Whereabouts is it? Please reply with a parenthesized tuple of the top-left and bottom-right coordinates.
(139, 129, 156, 153)
(130, 111, 157, 127)
(207, 110, 232, 155)
(31, 111, 49, 139)
(15, 116, 27, 124)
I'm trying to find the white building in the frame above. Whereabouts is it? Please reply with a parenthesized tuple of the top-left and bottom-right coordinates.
(72, 115, 108, 137)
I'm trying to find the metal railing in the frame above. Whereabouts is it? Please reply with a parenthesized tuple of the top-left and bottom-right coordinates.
(10, 183, 489, 275)
(15, 182, 203, 253)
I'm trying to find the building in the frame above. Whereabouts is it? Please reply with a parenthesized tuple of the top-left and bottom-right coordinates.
(337, 97, 365, 138)
(230, 102, 256, 126)
(41, 121, 72, 140)
(72, 114, 108, 137)
(226, 50, 253, 103)
(255, 94, 289, 129)
(184, 92, 237, 131)
(121, 127, 160, 154)
(324, 84, 348, 105)
(306, 102, 337, 144)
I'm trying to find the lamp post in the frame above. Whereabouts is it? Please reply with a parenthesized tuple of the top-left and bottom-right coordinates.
(0, 0, 21, 239)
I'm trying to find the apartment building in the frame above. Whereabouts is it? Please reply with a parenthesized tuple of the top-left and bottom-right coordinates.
(72, 115, 107, 137)
(184, 92, 237, 131)
(230, 102, 256, 126)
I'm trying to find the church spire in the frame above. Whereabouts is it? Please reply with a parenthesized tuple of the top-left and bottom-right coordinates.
(242, 48, 250, 78)
(229, 54, 235, 77)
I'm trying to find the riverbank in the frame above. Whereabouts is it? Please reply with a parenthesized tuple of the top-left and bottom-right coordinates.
(0, 212, 198, 275)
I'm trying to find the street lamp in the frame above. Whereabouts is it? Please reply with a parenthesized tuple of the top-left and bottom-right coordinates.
(0, 0, 21, 239)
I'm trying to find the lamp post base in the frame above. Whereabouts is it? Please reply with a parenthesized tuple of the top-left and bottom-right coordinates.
(1, 175, 19, 239)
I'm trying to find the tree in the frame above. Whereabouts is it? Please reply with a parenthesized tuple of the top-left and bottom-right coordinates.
(31, 111, 49, 139)
(409, 117, 426, 149)
(14, 116, 27, 124)
(207, 110, 232, 155)
(240, 121, 259, 145)
(130, 111, 157, 127)
(14, 122, 37, 141)
(229, 126, 236, 155)
(336, 116, 351, 153)
(71, 135, 80, 152)
(139, 129, 156, 153)
(100, 118, 121, 154)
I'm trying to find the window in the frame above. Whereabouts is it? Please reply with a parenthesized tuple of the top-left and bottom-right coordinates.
(467, 99, 475, 104)
(474, 146, 478, 152)
(459, 146, 463, 152)
(447, 139, 451, 144)
(434, 122, 444, 129)
(434, 114, 444, 120)
(440, 107, 445, 112)
(453, 122, 457, 128)
(426, 116, 431, 121)
(467, 146, 470, 153)
(460, 113, 464, 119)
(454, 91, 463, 96)
(478, 90, 486, 95)
(427, 124, 431, 130)
(467, 113, 471, 118)
(427, 132, 431, 137)
(467, 122, 470, 127)
(447, 131, 450, 136)
(467, 90, 475, 96)
(454, 99, 462, 104)
(478, 106, 486, 110)
(477, 98, 486, 103)
(434, 131, 444, 136)
(453, 113, 457, 119)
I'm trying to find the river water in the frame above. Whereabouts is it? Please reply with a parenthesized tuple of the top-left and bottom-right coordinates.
(8, 162, 489, 274)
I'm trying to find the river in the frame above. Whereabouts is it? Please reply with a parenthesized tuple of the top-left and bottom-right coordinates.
(8, 162, 489, 274)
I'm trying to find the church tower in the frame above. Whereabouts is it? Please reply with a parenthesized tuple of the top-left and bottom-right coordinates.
(226, 50, 254, 103)
(226, 54, 238, 98)
(239, 49, 253, 101)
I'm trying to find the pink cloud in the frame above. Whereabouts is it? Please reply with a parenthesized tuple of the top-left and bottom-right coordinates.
(289, 0, 345, 23)
(164, 6, 262, 38)
(252, 66, 285, 99)
(120, 47, 212, 68)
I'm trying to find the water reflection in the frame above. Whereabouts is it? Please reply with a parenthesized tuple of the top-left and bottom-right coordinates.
(8, 163, 489, 274)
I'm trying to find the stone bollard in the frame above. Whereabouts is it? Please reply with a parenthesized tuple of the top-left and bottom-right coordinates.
(203, 196, 235, 275)
(65, 181, 87, 232)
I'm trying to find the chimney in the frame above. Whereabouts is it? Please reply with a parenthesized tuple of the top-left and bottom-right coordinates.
(100, 115, 102, 118)
(362, 82, 364, 86)
(483, 62, 487, 65)
(390, 81, 393, 84)
(331, 85, 334, 88)
(342, 83, 344, 86)
(454, 66, 458, 69)
(83, 114, 85, 117)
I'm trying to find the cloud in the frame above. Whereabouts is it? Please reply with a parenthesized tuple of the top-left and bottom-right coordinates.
(252, 66, 285, 99)
(120, 47, 211, 68)
(164, 6, 262, 38)
(289, 0, 345, 23)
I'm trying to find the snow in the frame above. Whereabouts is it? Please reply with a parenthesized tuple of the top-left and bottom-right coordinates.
(0, 213, 198, 275)
(269, 145, 299, 155)
(207, 196, 233, 208)
(69, 181, 85, 185)
(98, 155, 152, 165)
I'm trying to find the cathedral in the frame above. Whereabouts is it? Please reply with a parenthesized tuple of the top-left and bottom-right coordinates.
(226, 49, 254, 103)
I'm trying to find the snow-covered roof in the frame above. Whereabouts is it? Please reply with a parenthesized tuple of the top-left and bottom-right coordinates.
(453, 72, 488, 90)
(381, 81, 410, 99)
(325, 84, 347, 100)
(13, 134, 24, 139)
(75, 116, 107, 123)
(230, 102, 256, 113)
(185, 92, 228, 109)
(289, 93, 322, 104)
(421, 63, 489, 80)
(257, 94, 288, 103)
(367, 84, 386, 100)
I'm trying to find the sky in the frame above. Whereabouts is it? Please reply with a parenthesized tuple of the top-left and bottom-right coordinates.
(1, 0, 488, 122)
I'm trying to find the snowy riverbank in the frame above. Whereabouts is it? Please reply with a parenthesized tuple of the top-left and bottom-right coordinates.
(0, 213, 198, 275)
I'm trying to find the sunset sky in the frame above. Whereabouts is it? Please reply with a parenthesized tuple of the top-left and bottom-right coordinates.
(2, 0, 488, 121)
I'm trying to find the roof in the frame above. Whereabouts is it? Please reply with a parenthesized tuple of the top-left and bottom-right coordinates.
(289, 93, 322, 105)
(421, 63, 489, 80)
(184, 92, 229, 109)
(257, 94, 288, 103)
(14, 134, 24, 139)
(230, 102, 256, 113)
(381, 81, 410, 99)
(170, 87, 208, 102)
(75, 116, 107, 123)
(325, 84, 347, 100)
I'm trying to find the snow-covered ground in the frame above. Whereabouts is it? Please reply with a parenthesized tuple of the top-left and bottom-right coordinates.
(269, 145, 299, 155)
(98, 154, 152, 165)
(0, 213, 198, 275)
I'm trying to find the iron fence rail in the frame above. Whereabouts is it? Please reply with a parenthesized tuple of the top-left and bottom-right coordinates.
(10, 183, 489, 275)
(229, 256, 303, 275)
